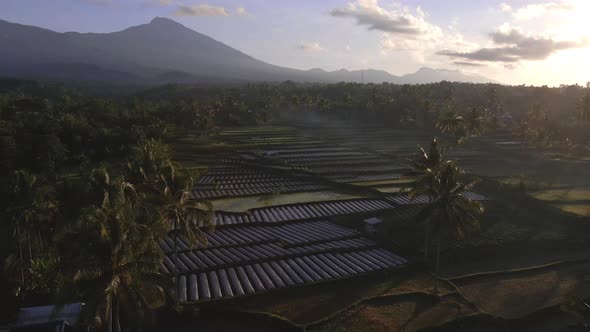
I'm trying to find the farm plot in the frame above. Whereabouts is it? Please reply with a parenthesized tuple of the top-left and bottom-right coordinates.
(209, 198, 396, 226)
(193, 162, 330, 199)
(254, 144, 408, 185)
(160, 218, 407, 303)
(291, 122, 519, 178)
(219, 126, 322, 149)
(211, 125, 412, 188)
(293, 123, 432, 153)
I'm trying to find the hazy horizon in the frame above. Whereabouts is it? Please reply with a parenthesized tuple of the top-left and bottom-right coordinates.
(1, 0, 589, 87)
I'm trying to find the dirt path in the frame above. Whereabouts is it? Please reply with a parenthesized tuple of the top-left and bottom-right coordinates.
(454, 262, 590, 319)
(306, 261, 590, 331)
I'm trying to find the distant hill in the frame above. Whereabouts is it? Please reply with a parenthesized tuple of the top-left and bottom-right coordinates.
(398, 67, 493, 84)
(0, 18, 496, 85)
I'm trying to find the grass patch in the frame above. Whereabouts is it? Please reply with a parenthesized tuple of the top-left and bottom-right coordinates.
(229, 269, 447, 327)
(351, 178, 414, 187)
(531, 188, 590, 201)
(211, 190, 366, 212)
(530, 188, 590, 216)
(553, 204, 590, 217)
(374, 186, 405, 193)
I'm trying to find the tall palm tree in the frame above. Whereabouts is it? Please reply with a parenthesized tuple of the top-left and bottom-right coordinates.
(6, 170, 58, 287)
(344, 92, 355, 123)
(577, 91, 590, 122)
(415, 161, 484, 292)
(400, 109, 416, 128)
(436, 107, 465, 143)
(513, 120, 530, 145)
(406, 139, 443, 263)
(483, 86, 504, 131)
(126, 140, 215, 301)
(462, 107, 485, 140)
(526, 102, 548, 129)
(155, 163, 215, 299)
(512, 120, 531, 184)
(62, 172, 172, 332)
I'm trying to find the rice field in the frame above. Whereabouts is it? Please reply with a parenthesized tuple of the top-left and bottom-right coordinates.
(166, 123, 590, 331)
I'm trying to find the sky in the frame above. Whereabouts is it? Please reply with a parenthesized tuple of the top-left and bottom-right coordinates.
(1, 0, 589, 86)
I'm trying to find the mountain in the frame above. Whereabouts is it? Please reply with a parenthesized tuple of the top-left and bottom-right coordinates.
(398, 67, 493, 84)
(0, 18, 496, 85)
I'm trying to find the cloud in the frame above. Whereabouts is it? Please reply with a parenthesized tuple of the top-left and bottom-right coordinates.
(499, 3, 512, 12)
(331, 0, 448, 54)
(453, 61, 486, 67)
(437, 25, 589, 63)
(175, 4, 229, 17)
(296, 42, 326, 53)
(235, 6, 249, 16)
(330, 0, 440, 36)
(506, 1, 574, 20)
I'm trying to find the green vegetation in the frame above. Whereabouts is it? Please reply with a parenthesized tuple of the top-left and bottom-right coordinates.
(530, 188, 590, 216)
(406, 139, 484, 291)
(0, 86, 226, 329)
(211, 191, 364, 212)
(2, 77, 590, 330)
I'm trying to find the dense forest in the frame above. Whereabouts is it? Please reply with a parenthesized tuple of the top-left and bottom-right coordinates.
(1, 77, 590, 329)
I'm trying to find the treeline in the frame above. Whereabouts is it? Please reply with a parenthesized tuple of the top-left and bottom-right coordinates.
(138, 81, 588, 123)
(0, 85, 224, 329)
(141, 80, 590, 152)
(139, 80, 590, 151)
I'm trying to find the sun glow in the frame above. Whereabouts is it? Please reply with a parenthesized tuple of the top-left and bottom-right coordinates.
(550, 0, 590, 40)
(506, 0, 590, 85)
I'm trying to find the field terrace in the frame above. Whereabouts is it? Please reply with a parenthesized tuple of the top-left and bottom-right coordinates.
(167, 184, 411, 303)
(164, 126, 590, 330)
(160, 218, 406, 303)
(193, 161, 330, 199)
(253, 145, 408, 184)
(164, 126, 423, 304)
(165, 126, 495, 313)
(289, 122, 521, 178)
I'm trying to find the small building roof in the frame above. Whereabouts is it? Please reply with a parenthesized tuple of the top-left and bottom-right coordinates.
(16, 303, 83, 327)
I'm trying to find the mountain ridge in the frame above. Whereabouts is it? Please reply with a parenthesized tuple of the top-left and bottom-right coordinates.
(0, 17, 496, 85)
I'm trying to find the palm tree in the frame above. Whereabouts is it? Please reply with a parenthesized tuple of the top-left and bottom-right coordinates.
(126, 140, 215, 301)
(344, 92, 355, 123)
(577, 91, 590, 122)
(415, 161, 484, 292)
(462, 107, 485, 139)
(257, 104, 272, 124)
(406, 139, 443, 263)
(435, 88, 464, 137)
(483, 86, 504, 131)
(512, 120, 531, 184)
(63, 172, 172, 332)
(400, 109, 416, 128)
(436, 105, 465, 143)
(126, 139, 171, 185)
(527, 102, 548, 125)
(6, 170, 58, 287)
(513, 120, 530, 145)
(155, 163, 214, 299)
